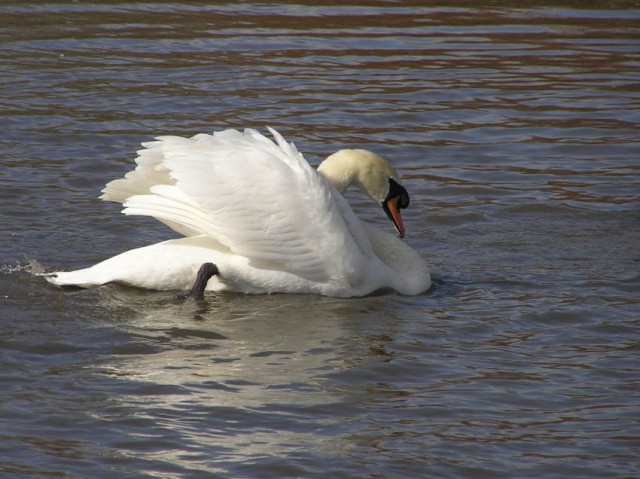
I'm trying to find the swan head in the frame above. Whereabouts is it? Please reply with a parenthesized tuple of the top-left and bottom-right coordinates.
(317, 149, 410, 238)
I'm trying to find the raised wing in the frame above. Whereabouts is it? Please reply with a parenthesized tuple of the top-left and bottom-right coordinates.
(104, 128, 373, 285)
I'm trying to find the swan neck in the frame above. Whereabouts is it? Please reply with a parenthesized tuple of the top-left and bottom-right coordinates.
(317, 153, 359, 195)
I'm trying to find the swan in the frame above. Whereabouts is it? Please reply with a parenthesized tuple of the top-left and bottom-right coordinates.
(44, 127, 431, 298)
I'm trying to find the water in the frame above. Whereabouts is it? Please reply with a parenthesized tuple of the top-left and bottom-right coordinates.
(1, 2, 639, 478)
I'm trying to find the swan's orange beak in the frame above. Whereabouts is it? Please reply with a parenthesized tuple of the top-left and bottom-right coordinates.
(384, 195, 406, 239)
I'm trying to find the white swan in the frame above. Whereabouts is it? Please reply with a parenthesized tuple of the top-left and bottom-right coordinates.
(44, 128, 430, 297)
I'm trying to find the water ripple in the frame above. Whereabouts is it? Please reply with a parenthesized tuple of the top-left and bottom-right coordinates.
(1, 2, 639, 478)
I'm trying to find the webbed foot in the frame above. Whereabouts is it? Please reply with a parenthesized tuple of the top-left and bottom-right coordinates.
(175, 263, 219, 300)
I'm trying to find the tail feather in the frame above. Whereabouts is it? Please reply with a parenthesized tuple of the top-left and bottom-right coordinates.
(44, 265, 117, 288)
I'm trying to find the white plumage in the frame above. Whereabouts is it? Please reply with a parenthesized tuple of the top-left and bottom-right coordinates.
(44, 128, 430, 297)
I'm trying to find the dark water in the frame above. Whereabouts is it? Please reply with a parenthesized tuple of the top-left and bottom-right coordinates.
(1, 2, 639, 478)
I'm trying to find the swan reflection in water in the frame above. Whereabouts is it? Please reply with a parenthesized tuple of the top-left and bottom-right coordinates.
(90, 285, 405, 464)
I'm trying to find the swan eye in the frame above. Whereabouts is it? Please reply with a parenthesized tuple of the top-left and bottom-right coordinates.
(399, 189, 410, 209)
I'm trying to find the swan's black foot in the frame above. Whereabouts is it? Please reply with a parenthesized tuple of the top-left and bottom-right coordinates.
(175, 263, 219, 301)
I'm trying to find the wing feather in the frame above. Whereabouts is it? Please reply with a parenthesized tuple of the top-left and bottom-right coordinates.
(110, 128, 373, 285)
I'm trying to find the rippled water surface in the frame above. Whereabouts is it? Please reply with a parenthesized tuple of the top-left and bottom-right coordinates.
(1, 2, 639, 478)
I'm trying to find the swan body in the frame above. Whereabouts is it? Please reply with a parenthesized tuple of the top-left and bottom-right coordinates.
(45, 128, 430, 297)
